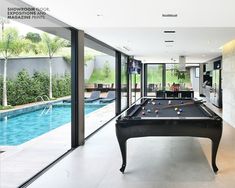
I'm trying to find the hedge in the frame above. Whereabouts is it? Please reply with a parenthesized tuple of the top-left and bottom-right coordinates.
(0, 69, 71, 106)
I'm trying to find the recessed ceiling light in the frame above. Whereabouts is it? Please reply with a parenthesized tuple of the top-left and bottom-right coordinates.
(164, 30, 176, 33)
(162, 14, 178, 17)
(165, 40, 174, 43)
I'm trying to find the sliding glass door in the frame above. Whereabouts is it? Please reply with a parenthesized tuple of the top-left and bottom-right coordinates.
(146, 64, 164, 96)
(120, 54, 128, 111)
(84, 37, 116, 137)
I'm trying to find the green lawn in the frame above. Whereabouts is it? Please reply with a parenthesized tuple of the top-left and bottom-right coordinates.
(87, 69, 115, 84)
(147, 70, 191, 84)
(166, 70, 190, 83)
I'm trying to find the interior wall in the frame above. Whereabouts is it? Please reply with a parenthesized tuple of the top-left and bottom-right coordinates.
(190, 67, 199, 92)
(222, 40, 235, 127)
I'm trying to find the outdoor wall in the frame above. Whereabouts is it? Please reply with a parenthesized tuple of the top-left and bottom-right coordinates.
(84, 60, 95, 80)
(94, 55, 115, 70)
(190, 67, 199, 92)
(0, 56, 71, 79)
(222, 40, 235, 127)
(84, 55, 115, 81)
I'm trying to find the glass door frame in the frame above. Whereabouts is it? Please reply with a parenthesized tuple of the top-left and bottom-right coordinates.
(143, 63, 165, 97)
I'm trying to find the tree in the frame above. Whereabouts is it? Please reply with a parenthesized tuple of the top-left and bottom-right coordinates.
(0, 28, 27, 106)
(103, 61, 111, 79)
(40, 33, 66, 98)
(25, 32, 41, 43)
(25, 32, 42, 54)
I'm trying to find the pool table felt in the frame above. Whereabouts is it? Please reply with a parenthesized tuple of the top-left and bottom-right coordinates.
(135, 99, 211, 118)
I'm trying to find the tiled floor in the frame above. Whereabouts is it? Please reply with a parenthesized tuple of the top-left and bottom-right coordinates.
(27, 111, 235, 188)
(0, 101, 115, 188)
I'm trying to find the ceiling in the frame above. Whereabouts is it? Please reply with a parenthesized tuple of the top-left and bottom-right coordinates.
(18, 0, 235, 62)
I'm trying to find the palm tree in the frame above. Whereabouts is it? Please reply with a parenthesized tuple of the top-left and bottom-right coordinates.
(0, 28, 27, 106)
(0, 17, 10, 39)
(40, 33, 66, 99)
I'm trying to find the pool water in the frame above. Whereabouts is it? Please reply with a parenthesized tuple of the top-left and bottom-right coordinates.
(0, 103, 106, 145)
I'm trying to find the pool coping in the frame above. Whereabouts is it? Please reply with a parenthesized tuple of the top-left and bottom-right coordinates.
(0, 101, 115, 153)
(0, 96, 71, 120)
(0, 98, 115, 147)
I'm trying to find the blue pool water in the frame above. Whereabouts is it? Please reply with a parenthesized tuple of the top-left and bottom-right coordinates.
(0, 102, 106, 145)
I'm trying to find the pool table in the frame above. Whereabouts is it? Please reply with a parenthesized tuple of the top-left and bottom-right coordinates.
(116, 98, 223, 173)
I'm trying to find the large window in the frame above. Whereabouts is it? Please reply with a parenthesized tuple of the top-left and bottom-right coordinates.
(121, 54, 128, 111)
(165, 64, 199, 92)
(84, 38, 116, 136)
(131, 74, 141, 103)
(0, 18, 71, 187)
(145, 63, 200, 97)
(146, 64, 164, 96)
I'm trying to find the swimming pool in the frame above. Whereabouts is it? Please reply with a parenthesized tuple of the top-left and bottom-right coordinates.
(0, 102, 106, 145)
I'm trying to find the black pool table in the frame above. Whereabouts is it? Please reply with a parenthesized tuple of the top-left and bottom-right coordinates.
(116, 98, 223, 173)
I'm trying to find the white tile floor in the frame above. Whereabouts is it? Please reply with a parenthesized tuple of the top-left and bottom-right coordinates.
(0, 101, 115, 188)
(27, 112, 235, 188)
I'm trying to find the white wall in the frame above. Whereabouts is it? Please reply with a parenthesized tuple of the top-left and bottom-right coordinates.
(190, 67, 199, 92)
(222, 40, 235, 127)
(94, 55, 115, 70)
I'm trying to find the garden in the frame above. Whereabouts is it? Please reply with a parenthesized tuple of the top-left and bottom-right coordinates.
(0, 25, 71, 109)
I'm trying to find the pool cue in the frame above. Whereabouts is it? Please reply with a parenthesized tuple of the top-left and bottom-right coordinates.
(155, 100, 205, 110)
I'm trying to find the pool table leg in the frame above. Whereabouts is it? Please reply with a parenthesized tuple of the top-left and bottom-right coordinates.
(211, 137, 221, 173)
(119, 140, 127, 173)
(116, 135, 127, 173)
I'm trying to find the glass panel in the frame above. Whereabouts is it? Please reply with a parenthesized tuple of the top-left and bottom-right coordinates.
(131, 74, 136, 103)
(165, 64, 198, 91)
(131, 74, 141, 103)
(121, 55, 128, 111)
(136, 74, 141, 100)
(0, 19, 71, 187)
(147, 64, 163, 96)
(84, 46, 115, 137)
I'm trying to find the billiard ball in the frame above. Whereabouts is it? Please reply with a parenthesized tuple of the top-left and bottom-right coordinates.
(177, 111, 181, 115)
(152, 102, 155, 105)
(168, 100, 172, 105)
(158, 102, 161, 105)
(142, 111, 145, 115)
(175, 107, 178, 111)
(155, 110, 159, 114)
(142, 107, 145, 110)
(147, 109, 151, 113)
(179, 109, 183, 112)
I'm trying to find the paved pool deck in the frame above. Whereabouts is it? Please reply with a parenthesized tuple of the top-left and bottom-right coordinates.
(0, 96, 116, 188)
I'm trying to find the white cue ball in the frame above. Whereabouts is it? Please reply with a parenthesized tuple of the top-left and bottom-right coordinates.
(177, 111, 181, 115)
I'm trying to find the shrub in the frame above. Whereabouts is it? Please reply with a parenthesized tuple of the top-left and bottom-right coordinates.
(0, 70, 71, 107)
